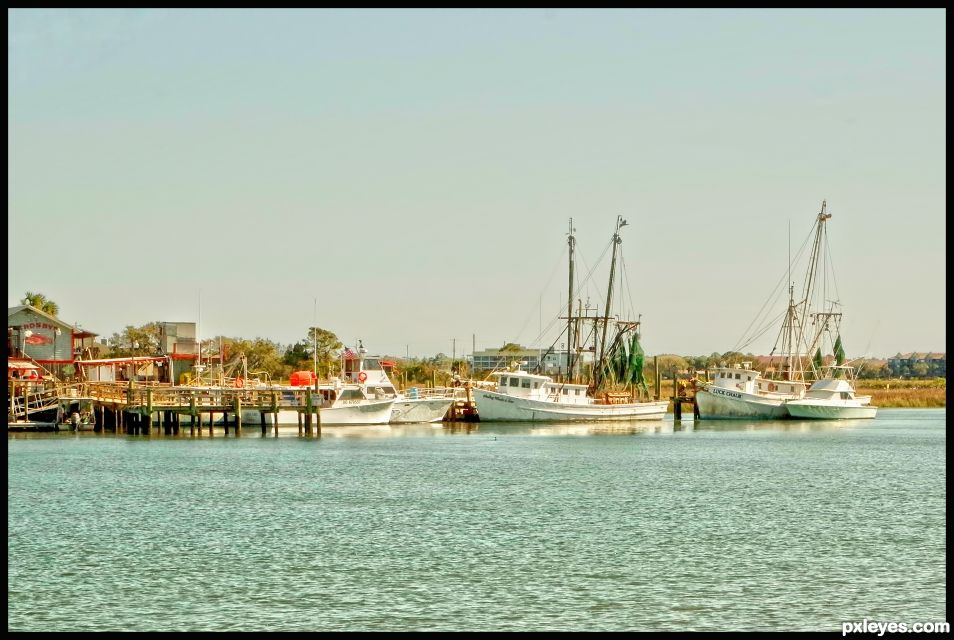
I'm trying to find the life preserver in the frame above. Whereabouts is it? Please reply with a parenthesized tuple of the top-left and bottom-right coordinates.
(768, 382, 777, 392)
(357, 371, 367, 383)
(234, 377, 245, 388)
(26, 370, 38, 380)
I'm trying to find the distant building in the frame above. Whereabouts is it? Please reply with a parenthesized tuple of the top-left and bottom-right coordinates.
(7, 305, 98, 377)
(888, 352, 946, 378)
(158, 321, 198, 383)
(159, 321, 197, 357)
(471, 345, 594, 374)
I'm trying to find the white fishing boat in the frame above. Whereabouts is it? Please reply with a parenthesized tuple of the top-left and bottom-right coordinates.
(239, 380, 395, 426)
(695, 362, 808, 420)
(786, 367, 877, 419)
(473, 368, 668, 421)
(474, 216, 668, 422)
(695, 202, 837, 419)
(780, 200, 875, 421)
(340, 342, 457, 423)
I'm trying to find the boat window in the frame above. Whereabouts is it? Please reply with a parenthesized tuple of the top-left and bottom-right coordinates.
(337, 388, 364, 401)
(841, 392, 850, 399)
(509, 377, 520, 387)
(735, 373, 741, 379)
(575, 389, 581, 396)
(562, 388, 568, 395)
(521, 379, 531, 389)
(532, 381, 541, 389)
(363, 358, 381, 370)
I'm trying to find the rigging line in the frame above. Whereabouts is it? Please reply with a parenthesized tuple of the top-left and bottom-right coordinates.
(732, 223, 815, 353)
(574, 237, 614, 312)
(824, 229, 841, 306)
(509, 243, 568, 345)
(735, 307, 789, 354)
(618, 252, 636, 323)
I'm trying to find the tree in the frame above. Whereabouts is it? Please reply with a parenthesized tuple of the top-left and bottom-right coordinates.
(109, 322, 161, 356)
(500, 342, 523, 352)
(21, 291, 59, 316)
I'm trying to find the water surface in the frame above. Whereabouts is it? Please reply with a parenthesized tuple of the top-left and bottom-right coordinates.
(8, 409, 946, 631)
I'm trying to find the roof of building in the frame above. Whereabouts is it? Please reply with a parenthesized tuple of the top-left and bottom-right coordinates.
(890, 352, 946, 360)
(8, 305, 98, 337)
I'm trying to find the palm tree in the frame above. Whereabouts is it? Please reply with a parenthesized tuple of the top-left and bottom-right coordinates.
(21, 291, 59, 316)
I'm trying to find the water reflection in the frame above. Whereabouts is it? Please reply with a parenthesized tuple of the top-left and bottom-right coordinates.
(7, 416, 859, 440)
(691, 418, 853, 433)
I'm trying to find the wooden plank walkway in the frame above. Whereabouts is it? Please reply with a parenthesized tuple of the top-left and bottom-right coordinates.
(8, 380, 322, 436)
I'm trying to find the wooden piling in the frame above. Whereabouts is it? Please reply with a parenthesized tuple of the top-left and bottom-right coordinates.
(234, 398, 242, 436)
(305, 389, 313, 435)
(271, 392, 279, 437)
(654, 355, 660, 400)
(146, 388, 153, 432)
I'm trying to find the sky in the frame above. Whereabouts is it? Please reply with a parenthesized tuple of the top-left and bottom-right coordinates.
(8, 8, 946, 360)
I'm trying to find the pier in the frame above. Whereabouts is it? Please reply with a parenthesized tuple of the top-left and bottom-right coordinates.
(9, 380, 323, 436)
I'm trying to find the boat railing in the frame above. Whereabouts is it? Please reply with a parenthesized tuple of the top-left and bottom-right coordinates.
(401, 386, 462, 400)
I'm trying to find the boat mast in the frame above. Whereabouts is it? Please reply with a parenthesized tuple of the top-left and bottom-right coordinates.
(794, 201, 831, 378)
(566, 218, 575, 383)
(595, 215, 627, 389)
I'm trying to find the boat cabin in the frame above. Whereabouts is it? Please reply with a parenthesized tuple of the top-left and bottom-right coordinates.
(342, 349, 399, 397)
(804, 366, 862, 400)
(490, 369, 591, 405)
(708, 362, 807, 397)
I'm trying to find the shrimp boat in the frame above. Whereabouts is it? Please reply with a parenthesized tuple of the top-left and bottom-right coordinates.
(340, 342, 457, 423)
(695, 202, 839, 419)
(473, 216, 668, 422)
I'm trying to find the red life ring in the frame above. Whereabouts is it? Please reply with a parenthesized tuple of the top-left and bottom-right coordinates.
(234, 377, 245, 388)
(357, 371, 367, 383)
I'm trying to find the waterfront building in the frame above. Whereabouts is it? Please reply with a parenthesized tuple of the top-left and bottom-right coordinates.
(7, 305, 98, 379)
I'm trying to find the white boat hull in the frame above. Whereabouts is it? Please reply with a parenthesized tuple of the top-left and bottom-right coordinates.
(240, 398, 395, 426)
(695, 386, 790, 420)
(785, 402, 877, 420)
(389, 398, 454, 423)
(473, 388, 667, 422)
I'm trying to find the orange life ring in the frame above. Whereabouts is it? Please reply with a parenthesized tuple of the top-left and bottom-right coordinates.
(357, 371, 367, 383)
(234, 377, 245, 388)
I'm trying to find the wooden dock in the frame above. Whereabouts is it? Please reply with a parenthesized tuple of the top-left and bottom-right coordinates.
(9, 381, 324, 436)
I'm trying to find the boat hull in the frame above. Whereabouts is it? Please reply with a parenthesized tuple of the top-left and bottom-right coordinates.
(240, 399, 395, 426)
(473, 388, 667, 422)
(389, 398, 454, 423)
(695, 386, 790, 420)
(785, 402, 877, 420)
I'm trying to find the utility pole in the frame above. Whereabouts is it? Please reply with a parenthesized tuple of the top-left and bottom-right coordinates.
(313, 297, 318, 379)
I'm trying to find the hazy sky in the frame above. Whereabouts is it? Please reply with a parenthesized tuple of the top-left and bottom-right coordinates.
(9, 9, 945, 359)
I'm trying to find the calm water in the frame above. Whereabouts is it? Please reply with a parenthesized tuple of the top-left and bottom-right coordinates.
(8, 409, 946, 631)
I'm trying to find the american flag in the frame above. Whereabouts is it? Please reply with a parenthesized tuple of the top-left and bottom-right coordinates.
(343, 347, 356, 359)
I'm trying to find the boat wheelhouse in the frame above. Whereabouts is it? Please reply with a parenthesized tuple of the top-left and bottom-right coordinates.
(341, 343, 457, 423)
